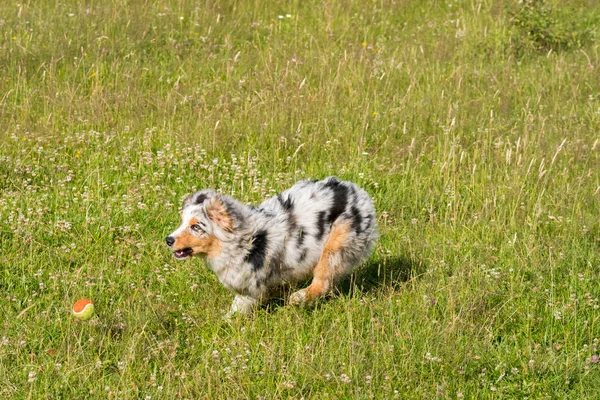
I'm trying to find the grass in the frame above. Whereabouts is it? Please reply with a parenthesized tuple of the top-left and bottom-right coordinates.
(1, 0, 600, 398)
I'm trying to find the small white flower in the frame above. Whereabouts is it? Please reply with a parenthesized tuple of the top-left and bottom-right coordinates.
(554, 310, 562, 320)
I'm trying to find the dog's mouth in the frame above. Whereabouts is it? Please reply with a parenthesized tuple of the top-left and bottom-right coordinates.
(173, 248, 194, 259)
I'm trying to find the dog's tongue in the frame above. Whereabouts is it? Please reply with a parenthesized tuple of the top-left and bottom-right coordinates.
(174, 248, 192, 258)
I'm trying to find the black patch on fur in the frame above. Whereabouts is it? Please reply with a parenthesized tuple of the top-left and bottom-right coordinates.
(326, 180, 349, 224)
(351, 206, 363, 233)
(324, 177, 340, 186)
(195, 194, 207, 205)
(245, 230, 268, 272)
(277, 194, 294, 210)
(315, 211, 327, 241)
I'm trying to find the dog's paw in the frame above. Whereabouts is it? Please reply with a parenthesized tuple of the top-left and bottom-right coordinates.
(289, 289, 308, 307)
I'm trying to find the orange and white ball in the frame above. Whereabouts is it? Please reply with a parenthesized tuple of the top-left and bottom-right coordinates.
(72, 299, 95, 321)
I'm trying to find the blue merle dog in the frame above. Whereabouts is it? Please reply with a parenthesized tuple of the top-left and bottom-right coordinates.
(166, 177, 378, 317)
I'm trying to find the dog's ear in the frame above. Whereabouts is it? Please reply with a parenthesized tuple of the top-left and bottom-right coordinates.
(182, 192, 209, 210)
(205, 195, 234, 232)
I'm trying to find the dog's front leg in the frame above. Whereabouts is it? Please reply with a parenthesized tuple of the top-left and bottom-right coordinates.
(225, 294, 259, 319)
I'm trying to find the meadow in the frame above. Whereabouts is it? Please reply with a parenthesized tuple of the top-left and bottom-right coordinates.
(1, 0, 600, 398)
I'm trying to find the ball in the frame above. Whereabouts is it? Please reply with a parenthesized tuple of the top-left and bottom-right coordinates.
(72, 299, 95, 321)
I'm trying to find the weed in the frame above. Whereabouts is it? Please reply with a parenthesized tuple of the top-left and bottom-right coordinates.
(510, 0, 596, 53)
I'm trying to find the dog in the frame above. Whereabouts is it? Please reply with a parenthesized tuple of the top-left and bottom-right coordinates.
(166, 176, 378, 316)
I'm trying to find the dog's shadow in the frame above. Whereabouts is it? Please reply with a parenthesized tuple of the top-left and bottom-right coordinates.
(337, 254, 425, 296)
(263, 254, 424, 312)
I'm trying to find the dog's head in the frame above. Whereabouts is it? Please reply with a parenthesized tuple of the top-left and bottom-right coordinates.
(165, 190, 240, 260)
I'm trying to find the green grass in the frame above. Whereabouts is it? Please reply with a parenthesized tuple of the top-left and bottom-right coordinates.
(1, 0, 600, 398)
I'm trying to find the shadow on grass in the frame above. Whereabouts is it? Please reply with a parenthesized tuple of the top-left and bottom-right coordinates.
(338, 253, 425, 295)
(261, 254, 425, 313)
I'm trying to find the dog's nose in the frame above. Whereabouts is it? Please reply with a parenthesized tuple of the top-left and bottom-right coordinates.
(165, 236, 175, 247)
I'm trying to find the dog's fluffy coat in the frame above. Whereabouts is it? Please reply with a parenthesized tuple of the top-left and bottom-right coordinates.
(166, 177, 378, 315)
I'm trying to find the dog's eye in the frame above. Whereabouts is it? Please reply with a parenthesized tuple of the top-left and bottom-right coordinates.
(191, 224, 203, 233)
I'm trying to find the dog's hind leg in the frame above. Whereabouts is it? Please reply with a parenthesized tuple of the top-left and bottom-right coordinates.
(289, 221, 351, 307)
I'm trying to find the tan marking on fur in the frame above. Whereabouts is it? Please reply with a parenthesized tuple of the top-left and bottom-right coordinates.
(323, 222, 350, 255)
(173, 231, 222, 259)
(304, 222, 351, 302)
(206, 196, 233, 232)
